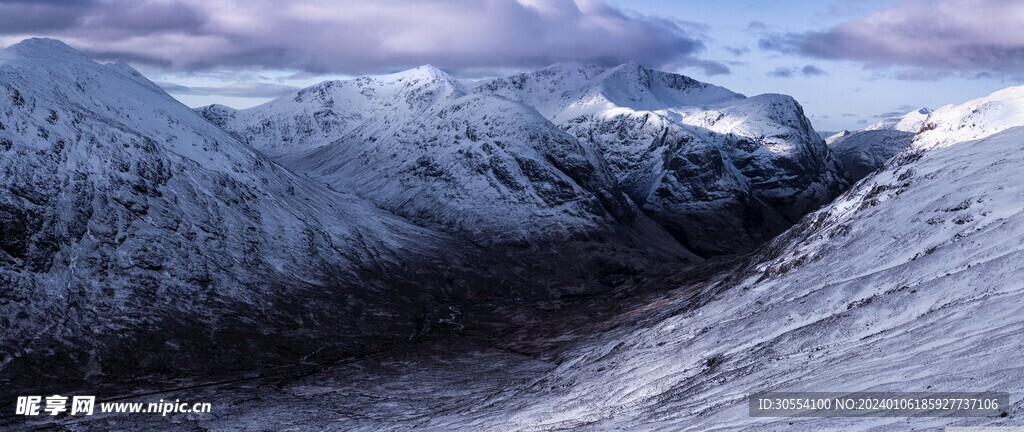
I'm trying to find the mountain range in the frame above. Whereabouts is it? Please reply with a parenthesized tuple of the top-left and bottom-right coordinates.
(166, 83, 1024, 432)
(1, 37, 849, 398)
(204, 61, 848, 256)
(2, 37, 1023, 430)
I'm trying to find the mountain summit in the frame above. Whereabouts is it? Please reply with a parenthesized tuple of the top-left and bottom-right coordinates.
(203, 62, 847, 257)
(472, 62, 847, 255)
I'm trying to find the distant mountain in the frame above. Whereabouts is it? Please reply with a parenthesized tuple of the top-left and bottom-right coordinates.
(207, 62, 847, 257)
(201, 66, 683, 252)
(828, 107, 931, 181)
(824, 129, 850, 144)
(865, 107, 932, 132)
(472, 62, 848, 255)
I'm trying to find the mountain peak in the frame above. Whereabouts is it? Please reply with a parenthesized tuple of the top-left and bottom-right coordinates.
(378, 64, 466, 96)
(542, 61, 590, 70)
(5, 37, 89, 61)
(399, 64, 450, 79)
(606, 60, 650, 76)
(379, 64, 461, 87)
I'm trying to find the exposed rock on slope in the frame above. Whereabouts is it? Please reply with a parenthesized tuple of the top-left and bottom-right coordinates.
(473, 62, 848, 255)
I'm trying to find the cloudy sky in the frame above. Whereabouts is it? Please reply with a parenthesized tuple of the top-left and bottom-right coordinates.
(1, 0, 1020, 131)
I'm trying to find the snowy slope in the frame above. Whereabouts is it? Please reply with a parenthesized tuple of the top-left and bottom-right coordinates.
(0, 39, 472, 390)
(471, 61, 741, 122)
(828, 108, 931, 181)
(454, 126, 1024, 431)
(474, 63, 848, 255)
(914, 86, 1024, 150)
(204, 66, 689, 251)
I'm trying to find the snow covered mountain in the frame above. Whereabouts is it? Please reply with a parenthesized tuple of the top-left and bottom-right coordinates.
(196, 66, 466, 158)
(57, 85, 1024, 431)
(473, 62, 848, 255)
(459, 91, 1024, 431)
(206, 62, 846, 257)
(0, 39, 497, 391)
(199, 66, 689, 253)
(3, 40, 722, 401)
(828, 107, 931, 181)
(914, 85, 1024, 150)
(448, 116, 1024, 431)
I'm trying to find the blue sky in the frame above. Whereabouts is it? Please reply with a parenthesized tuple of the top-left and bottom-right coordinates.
(1, 0, 1020, 132)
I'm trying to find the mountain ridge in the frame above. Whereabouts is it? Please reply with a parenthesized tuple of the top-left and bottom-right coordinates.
(63, 84, 1024, 432)
(471, 62, 847, 255)
(206, 61, 847, 257)
(0, 38, 600, 394)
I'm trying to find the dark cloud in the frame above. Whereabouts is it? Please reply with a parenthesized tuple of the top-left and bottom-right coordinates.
(0, 0, 94, 33)
(842, 113, 857, 117)
(873, 111, 904, 119)
(891, 69, 946, 81)
(757, 37, 782, 51)
(725, 46, 750, 56)
(801, 65, 827, 76)
(156, 81, 300, 98)
(0, 0, 719, 76)
(766, 67, 794, 78)
(758, 0, 1024, 75)
(747, 21, 767, 31)
(856, 119, 868, 124)
(766, 65, 827, 78)
(678, 58, 731, 76)
(85, 2, 205, 35)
